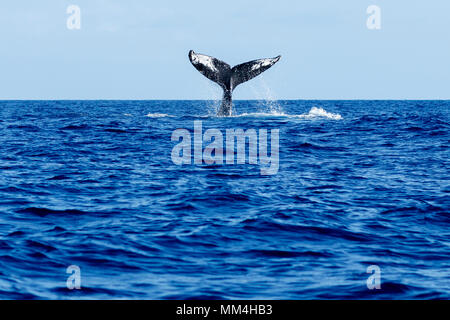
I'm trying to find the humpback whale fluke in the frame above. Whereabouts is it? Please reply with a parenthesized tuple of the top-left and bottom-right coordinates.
(188, 50, 281, 116)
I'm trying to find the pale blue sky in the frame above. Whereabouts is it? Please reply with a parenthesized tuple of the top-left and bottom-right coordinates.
(0, 1, 449, 99)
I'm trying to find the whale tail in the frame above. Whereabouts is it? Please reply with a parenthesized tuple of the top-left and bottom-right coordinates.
(188, 50, 281, 116)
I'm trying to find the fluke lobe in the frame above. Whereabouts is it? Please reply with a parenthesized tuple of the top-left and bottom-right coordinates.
(188, 50, 281, 116)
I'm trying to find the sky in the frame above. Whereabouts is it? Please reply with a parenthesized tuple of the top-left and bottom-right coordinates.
(0, 0, 449, 100)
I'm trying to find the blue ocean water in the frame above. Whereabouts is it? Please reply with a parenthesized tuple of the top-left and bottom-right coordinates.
(0, 100, 448, 299)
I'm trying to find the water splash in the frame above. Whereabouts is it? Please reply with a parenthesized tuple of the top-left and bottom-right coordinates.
(204, 81, 222, 116)
(246, 76, 283, 114)
(301, 107, 343, 120)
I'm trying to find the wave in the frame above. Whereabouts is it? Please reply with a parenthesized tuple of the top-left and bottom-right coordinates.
(234, 107, 342, 120)
(301, 106, 342, 120)
(16, 207, 87, 217)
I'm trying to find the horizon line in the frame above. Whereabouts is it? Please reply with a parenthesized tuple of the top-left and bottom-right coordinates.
(1, 99, 449, 101)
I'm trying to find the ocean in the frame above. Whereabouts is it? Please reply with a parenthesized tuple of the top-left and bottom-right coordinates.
(0, 100, 448, 299)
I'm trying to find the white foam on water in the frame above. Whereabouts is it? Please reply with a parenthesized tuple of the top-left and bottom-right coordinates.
(234, 107, 342, 120)
(300, 107, 343, 120)
(232, 111, 288, 118)
(145, 113, 173, 118)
